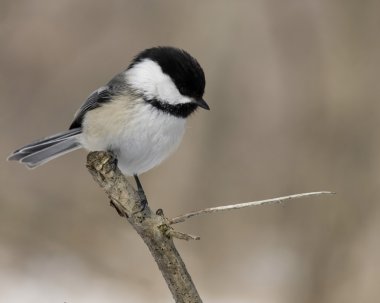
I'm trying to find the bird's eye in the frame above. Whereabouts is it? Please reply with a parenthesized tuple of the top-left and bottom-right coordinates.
(178, 85, 186, 94)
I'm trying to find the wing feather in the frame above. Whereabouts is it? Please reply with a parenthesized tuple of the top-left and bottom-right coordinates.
(69, 86, 112, 129)
(69, 71, 128, 129)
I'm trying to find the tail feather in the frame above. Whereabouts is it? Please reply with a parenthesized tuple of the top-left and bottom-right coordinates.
(11, 129, 82, 155)
(8, 128, 82, 168)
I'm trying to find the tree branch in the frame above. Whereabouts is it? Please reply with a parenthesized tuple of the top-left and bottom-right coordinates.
(86, 151, 202, 303)
(169, 191, 335, 224)
(86, 151, 333, 302)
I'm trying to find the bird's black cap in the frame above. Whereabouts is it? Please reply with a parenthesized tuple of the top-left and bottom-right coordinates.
(129, 47, 206, 101)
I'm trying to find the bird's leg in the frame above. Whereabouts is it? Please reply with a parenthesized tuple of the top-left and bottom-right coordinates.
(134, 174, 148, 212)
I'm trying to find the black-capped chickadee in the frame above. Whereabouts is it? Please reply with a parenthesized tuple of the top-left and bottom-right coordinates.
(8, 47, 209, 186)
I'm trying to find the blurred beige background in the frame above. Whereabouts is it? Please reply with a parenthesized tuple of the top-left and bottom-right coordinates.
(1, 1, 380, 302)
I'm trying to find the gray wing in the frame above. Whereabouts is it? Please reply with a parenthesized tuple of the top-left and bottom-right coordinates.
(69, 72, 128, 129)
(69, 86, 112, 129)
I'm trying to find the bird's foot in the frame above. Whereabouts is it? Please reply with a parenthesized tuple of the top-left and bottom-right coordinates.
(88, 151, 118, 178)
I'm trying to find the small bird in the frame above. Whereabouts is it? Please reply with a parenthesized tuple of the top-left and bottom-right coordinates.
(8, 46, 209, 195)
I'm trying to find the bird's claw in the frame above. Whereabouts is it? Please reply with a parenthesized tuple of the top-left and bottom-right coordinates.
(92, 151, 118, 177)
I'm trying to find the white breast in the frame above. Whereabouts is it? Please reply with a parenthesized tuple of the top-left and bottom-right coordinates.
(79, 95, 186, 176)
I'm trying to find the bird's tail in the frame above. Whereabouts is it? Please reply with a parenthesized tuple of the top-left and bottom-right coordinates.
(7, 128, 82, 168)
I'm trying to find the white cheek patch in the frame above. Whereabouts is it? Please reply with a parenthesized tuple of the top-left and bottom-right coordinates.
(125, 59, 191, 105)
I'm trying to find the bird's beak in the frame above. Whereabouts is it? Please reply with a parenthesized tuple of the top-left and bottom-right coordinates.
(194, 98, 210, 110)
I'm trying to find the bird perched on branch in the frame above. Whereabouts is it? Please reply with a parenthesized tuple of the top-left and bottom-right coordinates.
(8, 46, 209, 198)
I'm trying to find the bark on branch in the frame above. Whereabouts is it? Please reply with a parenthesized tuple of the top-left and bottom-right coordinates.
(86, 151, 334, 302)
(86, 151, 202, 303)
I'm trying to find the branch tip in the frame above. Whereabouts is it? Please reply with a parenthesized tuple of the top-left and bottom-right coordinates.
(170, 191, 334, 225)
